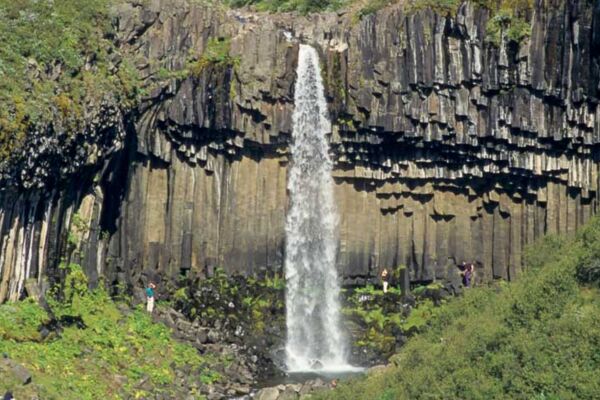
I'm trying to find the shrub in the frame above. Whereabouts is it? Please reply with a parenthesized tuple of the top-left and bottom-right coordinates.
(0, 298, 49, 342)
(484, 0, 533, 46)
(190, 37, 239, 77)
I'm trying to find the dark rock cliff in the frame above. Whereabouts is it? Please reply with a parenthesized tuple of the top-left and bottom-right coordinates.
(1, 0, 599, 301)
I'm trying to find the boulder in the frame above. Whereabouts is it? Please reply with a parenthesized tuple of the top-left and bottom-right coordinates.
(0, 358, 32, 385)
(278, 386, 299, 400)
(255, 387, 280, 400)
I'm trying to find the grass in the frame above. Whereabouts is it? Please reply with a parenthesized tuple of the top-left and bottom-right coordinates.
(0, 264, 219, 399)
(313, 217, 600, 400)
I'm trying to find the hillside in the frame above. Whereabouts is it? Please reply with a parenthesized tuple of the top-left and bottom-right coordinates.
(313, 219, 600, 399)
(0, 264, 228, 399)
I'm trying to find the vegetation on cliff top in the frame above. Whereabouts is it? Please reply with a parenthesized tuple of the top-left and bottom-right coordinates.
(0, 0, 537, 163)
(0, 0, 140, 162)
(356, 0, 533, 44)
(0, 263, 220, 399)
(228, 0, 534, 42)
(313, 217, 600, 400)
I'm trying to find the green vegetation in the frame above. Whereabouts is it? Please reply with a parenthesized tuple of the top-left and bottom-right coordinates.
(66, 212, 89, 250)
(152, 36, 239, 98)
(314, 217, 600, 400)
(0, 298, 48, 342)
(1, 263, 218, 399)
(189, 37, 240, 77)
(354, 0, 533, 46)
(0, 0, 141, 161)
(0, 0, 536, 164)
(354, 0, 393, 20)
(343, 283, 446, 355)
(485, 0, 532, 46)
(404, 0, 462, 16)
(176, 268, 285, 336)
(225, 0, 346, 13)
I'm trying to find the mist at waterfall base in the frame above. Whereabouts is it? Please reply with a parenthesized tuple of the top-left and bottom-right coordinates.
(283, 44, 360, 374)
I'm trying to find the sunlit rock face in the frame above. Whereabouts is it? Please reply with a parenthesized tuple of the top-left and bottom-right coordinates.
(1, 0, 600, 301)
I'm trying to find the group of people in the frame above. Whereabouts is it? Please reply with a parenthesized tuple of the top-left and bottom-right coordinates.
(378, 261, 477, 293)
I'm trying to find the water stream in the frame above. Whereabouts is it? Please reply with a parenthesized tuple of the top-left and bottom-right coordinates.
(284, 44, 351, 372)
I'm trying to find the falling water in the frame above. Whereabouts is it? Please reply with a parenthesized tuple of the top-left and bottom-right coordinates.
(284, 44, 348, 372)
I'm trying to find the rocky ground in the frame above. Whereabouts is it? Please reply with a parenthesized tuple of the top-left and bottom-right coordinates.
(144, 270, 461, 399)
(1, 264, 461, 400)
(153, 306, 263, 399)
(247, 379, 336, 400)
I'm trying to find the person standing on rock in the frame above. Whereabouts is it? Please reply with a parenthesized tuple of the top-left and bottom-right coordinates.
(146, 282, 156, 313)
(381, 268, 390, 294)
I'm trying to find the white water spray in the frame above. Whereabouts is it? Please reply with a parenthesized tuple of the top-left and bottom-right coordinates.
(284, 45, 349, 372)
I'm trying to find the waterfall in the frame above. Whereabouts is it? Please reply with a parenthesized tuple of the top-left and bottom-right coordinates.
(284, 44, 348, 372)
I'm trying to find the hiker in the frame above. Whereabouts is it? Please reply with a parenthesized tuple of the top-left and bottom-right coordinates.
(146, 282, 156, 313)
(469, 263, 476, 287)
(461, 262, 474, 288)
(381, 268, 390, 293)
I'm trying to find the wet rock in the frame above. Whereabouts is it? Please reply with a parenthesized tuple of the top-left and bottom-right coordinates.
(278, 386, 300, 400)
(255, 387, 280, 400)
(367, 364, 387, 375)
(299, 379, 326, 396)
(230, 383, 252, 395)
(196, 328, 209, 344)
(207, 329, 220, 343)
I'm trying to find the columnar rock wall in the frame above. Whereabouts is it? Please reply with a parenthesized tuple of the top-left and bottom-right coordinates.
(1, 0, 600, 301)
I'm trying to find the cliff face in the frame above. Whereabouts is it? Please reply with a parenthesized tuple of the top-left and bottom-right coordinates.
(1, 0, 600, 301)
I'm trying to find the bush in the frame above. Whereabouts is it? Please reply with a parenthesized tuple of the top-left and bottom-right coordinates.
(355, 0, 393, 20)
(484, 0, 533, 46)
(486, 9, 531, 46)
(575, 220, 600, 286)
(190, 37, 240, 76)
